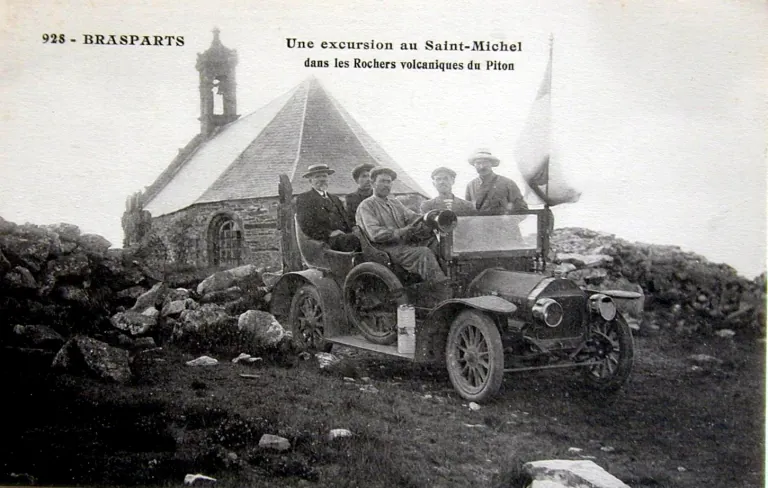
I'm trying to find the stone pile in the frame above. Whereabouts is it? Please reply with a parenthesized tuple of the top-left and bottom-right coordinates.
(550, 227, 766, 335)
(1, 215, 280, 383)
(0, 216, 155, 336)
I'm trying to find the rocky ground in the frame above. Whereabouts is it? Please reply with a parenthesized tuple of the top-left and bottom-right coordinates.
(0, 216, 765, 487)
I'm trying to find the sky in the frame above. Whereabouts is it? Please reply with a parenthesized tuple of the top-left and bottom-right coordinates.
(1, 0, 766, 278)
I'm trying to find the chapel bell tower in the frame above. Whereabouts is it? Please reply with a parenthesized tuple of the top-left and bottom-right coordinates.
(196, 28, 239, 136)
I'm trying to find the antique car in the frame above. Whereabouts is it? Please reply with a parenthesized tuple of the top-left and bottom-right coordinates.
(271, 186, 637, 402)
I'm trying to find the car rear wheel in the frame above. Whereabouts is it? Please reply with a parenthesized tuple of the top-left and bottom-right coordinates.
(582, 314, 634, 391)
(288, 284, 332, 352)
(344, 262, 406, 345)
(446, 309, 504, 402)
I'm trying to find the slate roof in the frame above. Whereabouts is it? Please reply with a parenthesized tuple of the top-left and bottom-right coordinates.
(143, 77, 428, 217)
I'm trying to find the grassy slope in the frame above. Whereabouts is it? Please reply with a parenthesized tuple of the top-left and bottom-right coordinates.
(2, 332, 764, 488)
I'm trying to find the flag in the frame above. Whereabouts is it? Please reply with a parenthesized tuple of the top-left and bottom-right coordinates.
(515, 39, 581, 206)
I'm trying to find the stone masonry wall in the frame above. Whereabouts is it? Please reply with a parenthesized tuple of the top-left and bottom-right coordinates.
(150, 197, 281, 270)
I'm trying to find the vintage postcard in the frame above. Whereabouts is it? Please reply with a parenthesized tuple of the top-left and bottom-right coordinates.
(1, 1, 765, 487)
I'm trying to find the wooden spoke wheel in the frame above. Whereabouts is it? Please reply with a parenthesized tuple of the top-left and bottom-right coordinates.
(446, 309, 504, 402)
(582, 314, 634, 391)
(344, 263, 406, 345)
(288, 284, 331, 352)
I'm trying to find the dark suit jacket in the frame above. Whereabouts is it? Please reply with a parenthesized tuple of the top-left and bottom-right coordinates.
(344, 188, 373, 227)
(296, 189, 352, 243)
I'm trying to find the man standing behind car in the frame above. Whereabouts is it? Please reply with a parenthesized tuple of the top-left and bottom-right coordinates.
(344, 163, 376, 227)
(465, 148, 528, 215)
(295, 164, 360, 252)
(420, 166, 476, 216)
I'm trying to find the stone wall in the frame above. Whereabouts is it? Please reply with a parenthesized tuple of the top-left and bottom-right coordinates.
(149, 197, 281, 270)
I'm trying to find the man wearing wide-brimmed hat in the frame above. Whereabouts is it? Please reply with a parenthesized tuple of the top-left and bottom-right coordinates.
(356, 168, 451, 298)
(465, 149, 528, 215)
(295, 163, 359, 252)
(420, 166, 476, 216)
(344, 162, 376, 227)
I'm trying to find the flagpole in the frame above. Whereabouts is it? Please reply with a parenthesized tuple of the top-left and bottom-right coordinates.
(544, 34, 554, 271)
(545, 34, 553, 205)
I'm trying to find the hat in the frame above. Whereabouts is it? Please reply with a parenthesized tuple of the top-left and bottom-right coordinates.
(370, 167, 398, 181)
(431, 166, 457, 179)
(302, 164, 335, 178)
(468, 148, 500, 167)
(352, 163, 376, 181)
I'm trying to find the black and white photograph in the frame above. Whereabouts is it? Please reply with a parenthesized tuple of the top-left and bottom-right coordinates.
(1, 1, 765, 486)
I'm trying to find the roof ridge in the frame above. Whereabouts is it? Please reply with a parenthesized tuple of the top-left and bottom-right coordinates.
(287, 79, 313, 182)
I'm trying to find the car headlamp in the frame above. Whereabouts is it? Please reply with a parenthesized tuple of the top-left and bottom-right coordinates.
(532, 298, 563, 328)
(589, 293, 617, 321)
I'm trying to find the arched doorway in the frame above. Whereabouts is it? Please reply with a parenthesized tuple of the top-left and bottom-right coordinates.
(208, 213, 243, 267)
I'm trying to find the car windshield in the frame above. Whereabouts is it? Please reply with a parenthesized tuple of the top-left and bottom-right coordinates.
(451, 213, 540, 255)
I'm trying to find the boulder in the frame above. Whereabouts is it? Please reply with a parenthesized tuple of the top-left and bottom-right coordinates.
(196, 264, 262, 295)
(557, 253, 614, 268)
(258, 434, 290, 452)
(52, 336, 132, 383)
(237, 310, 285, 347)
(77, 233, 111, 256)
(44, 222, 81, 242)
(200, 286, 243, 305)
(111, 310, 157, 336)
(12, 324, 65, 350)
(162, 298, 197, 317)
(175, 304, 231, 338)
(327, 428, 353, 441)
(261, 271, 282, 289)
(56, 285, 92, 306)
(39, 253, 91, 295)
(165, 287, 191, 303)
(186, 355, 218, 366)
(0, 229, 58, 271)
(130, 282, 168, 313)
(523, 460, 629, 488)
(142, 306, 160, 320)
(3, 266, 37, 289)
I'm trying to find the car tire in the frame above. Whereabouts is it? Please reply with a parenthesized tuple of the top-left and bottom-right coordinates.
(288, 284, 332, 352)
(582, 313, 634, 391)
(344, 262, 406, 345)
(446, 309, 504, 402)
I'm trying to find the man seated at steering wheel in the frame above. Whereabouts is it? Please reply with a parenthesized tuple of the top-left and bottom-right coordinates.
(355, 168, 452, 300)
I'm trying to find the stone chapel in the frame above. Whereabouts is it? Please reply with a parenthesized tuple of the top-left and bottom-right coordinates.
(122, 29, 428, 270)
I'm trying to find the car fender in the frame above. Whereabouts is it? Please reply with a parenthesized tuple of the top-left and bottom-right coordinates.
(270, 269, 349, 336)
(414, 296, 517, 363)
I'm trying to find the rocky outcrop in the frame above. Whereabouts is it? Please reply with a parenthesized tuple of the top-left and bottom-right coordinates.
(550, 228, 766, 336)
(0, 216, 155, 336)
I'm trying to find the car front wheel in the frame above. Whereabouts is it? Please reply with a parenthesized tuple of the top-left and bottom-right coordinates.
(446, 309, 504, 402)
(582, 314, 634, 391)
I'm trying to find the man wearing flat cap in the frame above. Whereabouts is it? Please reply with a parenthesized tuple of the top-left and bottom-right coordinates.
(465, 149, 528, 215)
(295, 164, 360, 252)
(356, 167, 451, 293)
(344, 163, 376, 227)
(420, 166, 476, 216)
